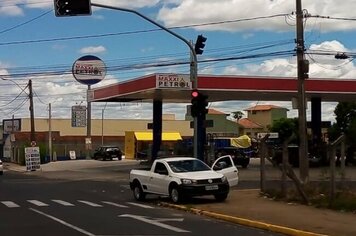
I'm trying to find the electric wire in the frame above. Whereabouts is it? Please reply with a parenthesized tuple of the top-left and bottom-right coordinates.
(0, 9, 52, 35)
(0, 13, 290, 47)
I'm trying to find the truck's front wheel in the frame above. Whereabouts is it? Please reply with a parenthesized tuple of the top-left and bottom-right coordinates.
(170, 186, 182, 203)
(133, 183, 146, 201)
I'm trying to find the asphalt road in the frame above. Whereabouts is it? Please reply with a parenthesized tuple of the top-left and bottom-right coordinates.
(0, 168, 282, 236)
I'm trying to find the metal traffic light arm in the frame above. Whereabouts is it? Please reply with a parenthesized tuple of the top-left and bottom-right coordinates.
(91, 3, 200, 159)
(91, 3, 198, 89)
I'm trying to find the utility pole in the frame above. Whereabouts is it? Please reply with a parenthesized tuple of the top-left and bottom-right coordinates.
(28, 79, 36, 143)
(48, 103, 52, 162)
(296, 0, 309, 183)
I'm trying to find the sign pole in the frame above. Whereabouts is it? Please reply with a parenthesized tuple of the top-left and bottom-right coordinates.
(86, 85, 91, 159)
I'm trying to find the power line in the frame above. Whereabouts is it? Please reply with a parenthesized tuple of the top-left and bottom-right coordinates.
(307, 14, 356, 21)
(0, 9, 52, 35)
(0, 13, 291, 47)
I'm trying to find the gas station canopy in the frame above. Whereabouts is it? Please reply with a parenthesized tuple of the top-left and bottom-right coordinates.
(89, 73, 356, 103)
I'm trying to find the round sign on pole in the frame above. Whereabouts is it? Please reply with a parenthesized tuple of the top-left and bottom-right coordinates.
(72, 55, 106, 85)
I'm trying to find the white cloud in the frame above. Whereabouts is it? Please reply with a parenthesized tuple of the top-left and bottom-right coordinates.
(0, 5, 23, 16)
(79, 46, 106, 54)
(157, 0, 356, 32)
(25, 0, 52, 9)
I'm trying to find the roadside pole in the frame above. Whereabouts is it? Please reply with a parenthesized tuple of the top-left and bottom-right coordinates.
(296, 0, 309, 183)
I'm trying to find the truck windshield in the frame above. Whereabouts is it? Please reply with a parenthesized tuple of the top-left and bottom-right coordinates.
(168, 159, 211, 173)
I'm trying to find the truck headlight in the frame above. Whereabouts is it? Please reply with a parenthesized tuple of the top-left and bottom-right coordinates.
(221, 176, 227, 183)
(181, 179, 197, 185)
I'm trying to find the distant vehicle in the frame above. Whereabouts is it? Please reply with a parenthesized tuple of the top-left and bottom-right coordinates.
(0, 159, 3, 175)
(129, 156, 238, 203)
(213, 135, 256, 168)
(93, 146, 122, 161)
(271, 144, 322, 167)
(215, 146, 250, 168)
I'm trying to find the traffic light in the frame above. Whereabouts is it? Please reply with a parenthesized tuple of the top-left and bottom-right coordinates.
(191, 90, 200, 117)
(54, 0, 92, 17)
(194, 35, 207, 55)
(190, 90, 208, 117)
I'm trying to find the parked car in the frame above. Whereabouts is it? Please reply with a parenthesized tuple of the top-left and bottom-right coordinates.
(129, 156, 238, 203)
(215, 147, 250, 168)
(93, 146, 122, 161)
(0, 159, 3, 175)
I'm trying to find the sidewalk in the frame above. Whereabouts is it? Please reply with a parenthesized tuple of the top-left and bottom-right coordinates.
(162, 189, 356, 236)
(4, 160, 356, 236)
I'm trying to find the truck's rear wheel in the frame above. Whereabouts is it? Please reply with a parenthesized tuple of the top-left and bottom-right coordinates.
(133, 183, 146, 201)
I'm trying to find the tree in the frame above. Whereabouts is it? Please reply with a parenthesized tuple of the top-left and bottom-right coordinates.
(270, 117, 298, 142)
(331, 102, 356, 164)
(231, 111, 244, 121)
(330, 102, 356, 142)
(333, 102, 356, 135)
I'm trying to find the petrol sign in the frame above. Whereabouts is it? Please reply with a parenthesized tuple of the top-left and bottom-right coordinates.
(72, 55, 106, 85)
(156, 74, 192, 89)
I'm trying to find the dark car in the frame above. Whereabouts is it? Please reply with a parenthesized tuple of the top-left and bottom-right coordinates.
(215, 147, 250, 168)
(93, 146, 122, 161)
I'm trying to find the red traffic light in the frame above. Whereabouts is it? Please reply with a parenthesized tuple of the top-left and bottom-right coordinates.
(191, 90, 199, 98)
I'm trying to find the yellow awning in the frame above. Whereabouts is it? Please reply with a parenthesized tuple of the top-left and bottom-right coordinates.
(134, 132, 182, 141)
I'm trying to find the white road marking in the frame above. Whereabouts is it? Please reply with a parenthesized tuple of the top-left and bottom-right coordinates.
(29, 208, 95, 236)
(127, 202, 154, 209)
(52, 200, 74, 206)
(120, 184, 131, 190)
(101, 201, 128, 208)
(27, 200, 48, 207)
(78, 200, 103, 207)
(1, 201, 20, 208)
(119, 214, 190, 233)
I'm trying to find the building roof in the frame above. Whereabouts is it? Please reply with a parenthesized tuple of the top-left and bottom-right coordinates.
(208, 108, 227, 115)
(238, 118, 263, 129)
(244, 104, 288, 111)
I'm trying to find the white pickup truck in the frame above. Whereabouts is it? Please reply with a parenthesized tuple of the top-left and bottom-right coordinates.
(129, 156, 238, 203)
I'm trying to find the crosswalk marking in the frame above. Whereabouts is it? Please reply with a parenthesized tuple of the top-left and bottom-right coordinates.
(78, 200, 103, 207)
(27, 200, 49, 207)
(1, 199, 156, 209)
(1, 201, 20, 208)
(127, 202, 154, 209)
(52, 200, 74, 206)
(102, 201, 128, 208)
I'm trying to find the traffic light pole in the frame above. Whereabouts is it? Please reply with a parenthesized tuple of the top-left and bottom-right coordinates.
(91, 3, 200, 159)
(91, 3, 198, 87)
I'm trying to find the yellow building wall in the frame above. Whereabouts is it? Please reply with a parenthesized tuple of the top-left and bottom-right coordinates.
(19, 118, 193, 137)
(247, 111, 272, 131)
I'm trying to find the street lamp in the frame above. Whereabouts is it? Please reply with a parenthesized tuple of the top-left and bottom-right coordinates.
(0, 77, 27, 93)
(1, 78, 36, 144)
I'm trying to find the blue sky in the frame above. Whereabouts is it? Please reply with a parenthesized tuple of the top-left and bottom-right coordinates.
(1, 0, 356, 123)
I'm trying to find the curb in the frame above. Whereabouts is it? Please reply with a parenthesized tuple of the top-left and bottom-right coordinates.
(159, 202, 327, 236)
